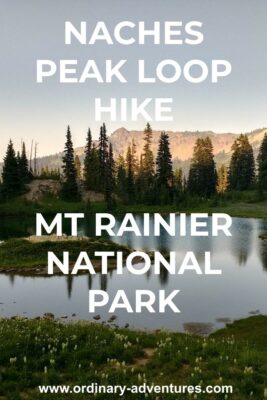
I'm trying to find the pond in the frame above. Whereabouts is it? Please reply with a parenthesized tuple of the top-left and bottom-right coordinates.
(0, 215, 267, 333)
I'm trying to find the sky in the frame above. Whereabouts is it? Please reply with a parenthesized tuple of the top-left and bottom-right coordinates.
(1, 0, 267, 159)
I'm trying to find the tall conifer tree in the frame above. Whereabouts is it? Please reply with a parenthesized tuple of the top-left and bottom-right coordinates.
(2, 140, 21, 198)
(105, 143, 115, 208)
(84, 128, 92, 187)
(116, 154, 127, 202)
(126, 145, 135, 203)
(217, 164, 228, 193)
(131, 139, 139, 176)
(257, 133, 267, 191)
(228, 134, 255, 190)
(155, 132, 173, 203)
(19, 142, 31, 183)
(188, 137, 217, 197)
(156, 132, 173, 187)
(83, 128, 101, 191)
(75, 155, 82, 180)
(142, 123, 154, 178)
(138, 123, 155, 203)
(61, 126, 80, 200)
(99, 123, 109, 183)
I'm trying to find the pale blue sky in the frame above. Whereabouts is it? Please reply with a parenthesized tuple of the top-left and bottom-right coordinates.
(1, 0, 267, 158)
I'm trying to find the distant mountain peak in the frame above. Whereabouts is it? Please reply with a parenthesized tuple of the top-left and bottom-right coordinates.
(24, 127, 266, 175)
(111, 127, 130, 136)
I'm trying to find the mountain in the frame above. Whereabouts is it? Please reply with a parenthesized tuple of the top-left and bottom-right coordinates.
(16, 127, 267, 174)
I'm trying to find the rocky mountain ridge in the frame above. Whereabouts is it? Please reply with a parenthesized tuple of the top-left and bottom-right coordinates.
(12, 127, 267, 173)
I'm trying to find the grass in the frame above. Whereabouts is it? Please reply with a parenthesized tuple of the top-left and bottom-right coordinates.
(0, 237, 132, 270)
(116, 191, 267, 218)
(0, 316, 267, 399)
(0, 196, 105, 217)
(0, 191, 267, 218)
(116, 202, 267, 218)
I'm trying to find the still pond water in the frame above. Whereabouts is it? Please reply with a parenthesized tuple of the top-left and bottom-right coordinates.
(0, 215, 267, 332)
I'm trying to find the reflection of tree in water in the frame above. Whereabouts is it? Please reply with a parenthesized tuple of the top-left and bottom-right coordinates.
(259, 240, 267, 271)
(82, 215, 99, 238)
(8, 274, 15, 286)
(258, 219, 267, 271)
(146, 268, 152, 281)
(66, 275, 74, 299)
(100, 273, 108, 291)
(88, 274, 93, 290)
(159, 266, 169, 286)
(230, 219, 253, 266)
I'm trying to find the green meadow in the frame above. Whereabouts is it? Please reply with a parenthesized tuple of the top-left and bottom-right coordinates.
(0, 191, 266, 218)
(0, 316, 267, 399)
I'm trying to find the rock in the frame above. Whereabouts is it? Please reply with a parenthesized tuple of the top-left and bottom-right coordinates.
(183, 322, 214, 336)
(61, 315, 68, 319)
(216, 318, 231, 324)
(43, 312, 55, 319)
(249, 309, 260, 315)
(11, 316, 27, 321)
(93, 314, 101, 320)
(72, 313, 76, 317)
(23, 179, 61, 201)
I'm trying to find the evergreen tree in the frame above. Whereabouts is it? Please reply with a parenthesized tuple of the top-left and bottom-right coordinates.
(61, 126, 80, 201)
(156, 132, 173, 186)
(19, 142, 31, 183)
(83, 128, 101, 191)
(126, 145, 135, 203)
(188, 137, 217, 198)
(116, 154, 127, 202)
(217, 164, 228, 193)
(173, 168, 184, 203)
(137, 123, 155, 203)
(105, 143, 115, 208)
(257, 133, 267, 191)
(99, 123, 109, 184)
(75, 155, 82, 180)
(131, 139, 139, 176)
(228, 134, 255, 191)
(84, 128, 92, 188)
(39, 166, 60, 180)
(90, 144, 102, 191)
(16, 152, 21, 168)
(2, 140, 21, 198)
(155, 132, 173, 203)
(142, 123, 154, 178)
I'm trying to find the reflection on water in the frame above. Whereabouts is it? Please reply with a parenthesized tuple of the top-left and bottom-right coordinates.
(0, 216, 267, 332)
(229, 218, 253, 265)
(258, 219, 267, 271)
(260, 240, 267, 271)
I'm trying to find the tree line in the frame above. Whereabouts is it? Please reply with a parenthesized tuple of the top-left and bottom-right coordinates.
(1, 124, 267, 205)
(61, 123, 267, 206)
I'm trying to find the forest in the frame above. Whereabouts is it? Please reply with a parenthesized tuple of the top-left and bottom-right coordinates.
(0, 123, 266, 210)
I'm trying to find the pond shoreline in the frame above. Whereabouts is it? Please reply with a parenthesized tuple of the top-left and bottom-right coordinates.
(0, 236, 134, 274)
